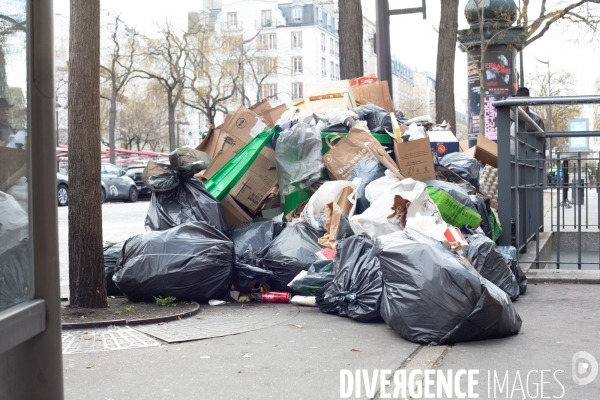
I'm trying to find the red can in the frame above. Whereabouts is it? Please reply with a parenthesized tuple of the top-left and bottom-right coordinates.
(262, 292, 291, 303)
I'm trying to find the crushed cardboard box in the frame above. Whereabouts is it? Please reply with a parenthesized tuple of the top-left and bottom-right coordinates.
(351, 81, 395, 113)
(394, 137, 436, 181)
(428, 131, 459, 158)
(463, 134, 498, 168)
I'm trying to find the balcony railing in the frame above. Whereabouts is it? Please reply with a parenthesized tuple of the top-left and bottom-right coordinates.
(255, 19, 284, 29)
(222, 21, 243, 31)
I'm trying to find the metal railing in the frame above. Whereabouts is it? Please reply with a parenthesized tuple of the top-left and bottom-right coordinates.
(494, 95, 600, 269)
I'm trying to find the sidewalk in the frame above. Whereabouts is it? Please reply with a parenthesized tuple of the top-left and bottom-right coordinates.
(63, 284, 600, 399)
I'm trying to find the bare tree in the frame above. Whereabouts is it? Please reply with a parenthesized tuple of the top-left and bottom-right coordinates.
(100, 15, 139, 164)
(518, 0, 600, 47)
(183, 29, 240, 126)
(68, 0, 107, 308)
(529, 69, 582, 133)
(137, 21, 188, 151)
(435, 0, 460, 131)
(338, 0, 363, 79)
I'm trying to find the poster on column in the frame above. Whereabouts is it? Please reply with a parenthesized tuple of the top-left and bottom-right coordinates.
(484, 46, 513, 96)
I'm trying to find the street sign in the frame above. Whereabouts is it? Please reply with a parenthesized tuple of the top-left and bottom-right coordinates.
(568, 119, 589, 153)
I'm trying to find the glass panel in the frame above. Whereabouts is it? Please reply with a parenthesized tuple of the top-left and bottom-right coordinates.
(0, 0, 32, 312)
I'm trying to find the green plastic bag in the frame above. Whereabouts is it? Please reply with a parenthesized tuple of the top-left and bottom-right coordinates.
(489, 208, 503, 242)
(204, 128, 276, 202)
(426, 186, 482, 229)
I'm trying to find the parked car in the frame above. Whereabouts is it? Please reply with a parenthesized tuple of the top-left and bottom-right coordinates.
(56, 164, 139, 206)
(101, 162, 138, 203)
(125, 164, 151, 198)
(57, 173, 69, 207)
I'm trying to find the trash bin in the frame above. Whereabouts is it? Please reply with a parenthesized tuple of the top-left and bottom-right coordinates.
(573, 179, 585, 205)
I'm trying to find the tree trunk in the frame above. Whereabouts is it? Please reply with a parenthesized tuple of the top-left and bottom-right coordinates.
(68, 0, 107, 308)
(339, 0, 363, 80)
(108, 85, 117, 164)
(168, 92, 175, 151)
(435, 0, 459, 132)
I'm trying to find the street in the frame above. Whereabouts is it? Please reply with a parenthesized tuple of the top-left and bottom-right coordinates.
(59, 200, 151, 296)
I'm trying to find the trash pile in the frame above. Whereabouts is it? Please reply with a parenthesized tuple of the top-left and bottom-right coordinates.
(106, 75, 525, 345)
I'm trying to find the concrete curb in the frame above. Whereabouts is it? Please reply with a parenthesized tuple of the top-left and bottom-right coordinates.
(61, 301, 201, 330)
(526, 270, 600, 284)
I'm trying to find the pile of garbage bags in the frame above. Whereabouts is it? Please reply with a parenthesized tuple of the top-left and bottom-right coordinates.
(85, 75, 528, 346)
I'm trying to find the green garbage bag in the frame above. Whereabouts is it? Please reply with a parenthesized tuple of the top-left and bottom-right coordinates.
(427, 186, 482, 229)
(204, 128, 276, 202)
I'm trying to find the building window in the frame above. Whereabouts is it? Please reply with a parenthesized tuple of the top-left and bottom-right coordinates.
(327, 14, 332, 28)
(260, 84, 278, 100)
(292, 82, 303, 100)
(330, 61, 334, 79)
(321, 58, 326, 77)
(227, 13, 237, 29)
(321, 33, 325, 52)
(335, 40, 339, 57)
(258, 33, 277, 49)
(261, 10, 272, 27)
(292, 56, 303, 74)
(269, 83, 277, 99)
(335, 63, 339, 80)
(292, 7, 303, 23)
(318, 7, 323, 22)
(335, 18, 338, 31)
(330, 38, 334, 55)
(292, 31, 302, 48)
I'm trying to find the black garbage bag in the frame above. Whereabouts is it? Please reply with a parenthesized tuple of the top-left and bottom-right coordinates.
(350, 159, 386, 215)
(113, 222, 234, 302)
(104, 242, 125, 296)
(258, 222, 324, 292)
(315, 235, 382, 322)
(288, 260, 335, 293)
(0, 239, 31, 311)
(228, 220, 286, 261)
(377, 229, 522, 345)
(233, 258, 273, 291)
(143, 159, 228, 232)
(351, 104, 392, 134)
(469, 195, 493, 239)
(440, 152, 480, 190)
(466, 235, 520, 301)
(498, 246, 527, 295)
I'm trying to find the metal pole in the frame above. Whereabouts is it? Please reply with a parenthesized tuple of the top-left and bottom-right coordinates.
(177, 122, 180, 149)
(375, 0, 392, 98)
(547, 60, 552, 132)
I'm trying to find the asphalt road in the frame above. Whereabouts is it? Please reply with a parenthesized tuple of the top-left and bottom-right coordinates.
(58, 199, 151, 296)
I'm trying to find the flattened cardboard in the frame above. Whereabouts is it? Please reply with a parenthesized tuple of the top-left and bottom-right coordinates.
(428, 130, 460, 157)
(394, 137, 436, 181)
(221, 194, 254, 226)
(351, 81, 395, 112)
(459, 140, 469, 152)
(304, 80, 356, 113)
(249, 99, 272, 115)
(464, 134, 498, 168)
(229, 147, 278, 214)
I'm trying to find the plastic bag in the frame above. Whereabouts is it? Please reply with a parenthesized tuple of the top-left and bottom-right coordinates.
(113, 222, 234, 302)
(288, 260, 335, 293)
(425, 183, 482, 229)
(228, 220, 286, 261)
(315, 235, 382, 322)
(406, 123, 427, 141)
(301, 180, 357, 230)
(377, 229, 522, 345)
(350, 159, 386, 215)
(352, 179, 443, 240)
(232, 259, 273, 291)
(0, 239, 31, 311)
(317, 202, 354, 250)
(465, 235, 520, 301)
(104, 241, 124, 296)
(440, 152, 480, 190)
(258, 222, 324, 292)
(498, 246, 527, 295)
(6, 176, 28, 212)
(274, 122, 324, 197)
(469, 195, 493, 239)
(144, 158, 228, 232)
(350, 104, 392, 134)
(364, 170, 400, 203)
(0, 191, 29, 255)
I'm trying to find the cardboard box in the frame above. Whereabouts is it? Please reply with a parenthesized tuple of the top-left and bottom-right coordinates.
(349, 73, 378, 88)
(394, 137, 436, 181)
(428, 131, 459, 158)
(459, 140, 469, 152)
(221, 194, 254, 226)
(258, 104, 286, 128)
(249, 99, 273, 115)
(463, 134, 498, 168)
(221, 105, 264, 140)
(351, 81, 395, 112)
(303, 80, 357, 113)
(229, 147, 278, 214)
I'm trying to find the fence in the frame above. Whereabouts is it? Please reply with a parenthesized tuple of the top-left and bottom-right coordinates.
(494, 95, 600, 269)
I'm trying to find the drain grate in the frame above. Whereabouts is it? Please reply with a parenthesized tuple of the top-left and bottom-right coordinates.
(62, 326, 160, 354)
